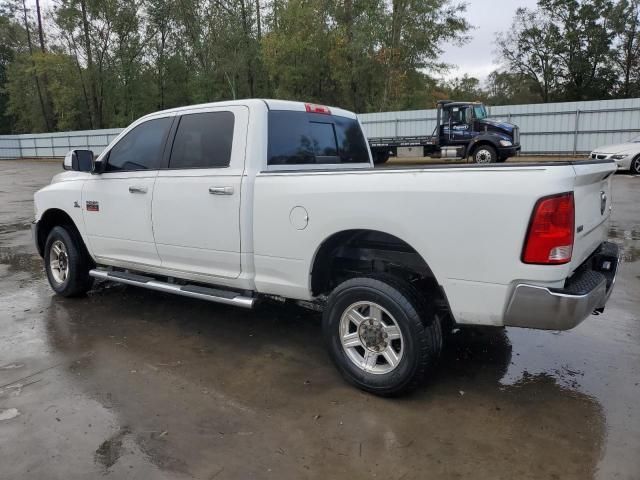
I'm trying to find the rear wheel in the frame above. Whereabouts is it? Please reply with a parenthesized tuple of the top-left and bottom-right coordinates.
(323, 275, 442, 396)
(472, 145, 497, 164)
(44, 226, 93, 297)
(373, 151, 390, 165)
(631, 155, 640, 174)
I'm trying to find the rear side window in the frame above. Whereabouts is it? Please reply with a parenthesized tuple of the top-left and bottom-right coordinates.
(106, 117, 173, 172)
(268, 111, 369, 165)
(169, 111, 235, 169)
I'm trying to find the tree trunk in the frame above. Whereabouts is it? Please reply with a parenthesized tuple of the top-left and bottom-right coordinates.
(80, 0, 102, 128)
(239, 0, 255, 97)
(21, 0, 50, 131)
(66, 34, 93, 128)
(35, 0, 56, 130)
(256, 0, 261, 40)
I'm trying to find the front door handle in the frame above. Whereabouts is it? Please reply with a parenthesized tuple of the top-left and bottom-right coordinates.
(209, 186, 234, 195)
(128, 185, 148, 194)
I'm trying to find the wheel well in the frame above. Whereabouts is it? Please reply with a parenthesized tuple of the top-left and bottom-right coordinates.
(310, 229, 450, 314)
(36, 209, 88, 259)
(469, 140, 497, 156)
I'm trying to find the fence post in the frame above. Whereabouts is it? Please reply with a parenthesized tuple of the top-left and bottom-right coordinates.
(394, 118, 399, 137)
(573, 109, 581, 157)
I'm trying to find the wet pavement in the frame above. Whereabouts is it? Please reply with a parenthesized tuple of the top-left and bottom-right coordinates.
(1, 160, 639, 479)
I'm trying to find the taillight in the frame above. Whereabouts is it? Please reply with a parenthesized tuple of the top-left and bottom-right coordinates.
(305, 103, 331, 114)
(522, 192, 575, 265)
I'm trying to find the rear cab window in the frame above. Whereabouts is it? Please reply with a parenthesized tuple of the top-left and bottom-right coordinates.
(267, 110, 371, 167)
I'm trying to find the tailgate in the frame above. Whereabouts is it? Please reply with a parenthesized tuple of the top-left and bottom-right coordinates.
(570, 161, 616, 271)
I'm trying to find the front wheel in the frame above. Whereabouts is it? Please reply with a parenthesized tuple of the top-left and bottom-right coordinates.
(44, 225, 93, 297)
(631, 155, 640, 174)
(472, 145, 497, 164)
(323, 275, 442, 396)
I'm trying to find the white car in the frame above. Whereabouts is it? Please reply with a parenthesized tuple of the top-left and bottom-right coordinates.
(590, 135, 640, 174)
(33, 99, 620, 396)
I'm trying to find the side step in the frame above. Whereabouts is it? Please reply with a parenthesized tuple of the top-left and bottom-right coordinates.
(89, 269, 255, 308)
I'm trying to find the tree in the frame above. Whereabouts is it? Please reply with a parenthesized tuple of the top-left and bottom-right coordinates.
(496, 0, 632, 102)
(496, 7, 561, 102)
(612, 0, 640, 97)
(485, 70, 543, 105)
(0, 6, 26, 133)
(539, 0, 618, 100)
(379, 0, 470, 110)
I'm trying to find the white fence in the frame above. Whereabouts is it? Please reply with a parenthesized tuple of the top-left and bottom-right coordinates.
(2, 98, 640, 158)
(0, 128, 122, 159)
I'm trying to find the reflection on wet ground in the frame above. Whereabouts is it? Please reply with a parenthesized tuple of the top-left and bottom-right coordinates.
(1, 162, 639, 479)
(609, 222, 640, 263)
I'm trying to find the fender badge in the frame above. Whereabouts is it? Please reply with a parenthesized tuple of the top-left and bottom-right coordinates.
(73, 201, 80, 208)
(86, 200, 99, 212)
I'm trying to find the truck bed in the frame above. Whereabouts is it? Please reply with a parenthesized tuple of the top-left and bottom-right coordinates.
(368, 135, 437, 148)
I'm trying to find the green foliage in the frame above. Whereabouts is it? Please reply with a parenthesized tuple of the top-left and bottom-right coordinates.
(0, 0, 638, 133)
(0, 0, 470, 132)
(496, 0, 639, 102)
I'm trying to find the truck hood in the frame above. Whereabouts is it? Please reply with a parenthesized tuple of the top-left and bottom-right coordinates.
(50, 170, 88, 184)
(478, 118, 516, 133)
(591, 142, 640, 155)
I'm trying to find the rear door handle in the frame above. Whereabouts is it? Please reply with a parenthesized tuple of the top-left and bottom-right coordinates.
(128, 185, 148, 194)
(209, 186, 234, 195)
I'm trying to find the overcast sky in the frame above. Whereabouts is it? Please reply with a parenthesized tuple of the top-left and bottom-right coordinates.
(439, 0, 538, 82)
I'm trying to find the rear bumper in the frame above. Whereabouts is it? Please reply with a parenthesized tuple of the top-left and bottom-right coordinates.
(504, 242, 620, 330)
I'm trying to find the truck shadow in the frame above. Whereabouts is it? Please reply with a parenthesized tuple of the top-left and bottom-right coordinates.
(41, 284, 606, 479)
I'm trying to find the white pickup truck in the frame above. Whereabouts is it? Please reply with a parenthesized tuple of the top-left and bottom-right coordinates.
(33, 99, 620, 396)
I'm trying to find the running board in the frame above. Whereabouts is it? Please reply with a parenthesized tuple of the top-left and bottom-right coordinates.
(89, 269, 255, 308)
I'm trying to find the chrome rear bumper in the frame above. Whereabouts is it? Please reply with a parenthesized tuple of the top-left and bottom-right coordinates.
(504, 242, 620, 330)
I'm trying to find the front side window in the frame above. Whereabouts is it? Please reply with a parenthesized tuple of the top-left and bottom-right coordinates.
(268, 111, 369, 165)
(169, 111, 235, 169)
(106, 117, 173, 172)
(473, 105, 487, 119)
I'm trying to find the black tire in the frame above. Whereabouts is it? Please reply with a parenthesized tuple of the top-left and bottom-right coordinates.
(44, 225, 93, 297)
(472, 144, 497, 164)
(373, 151, 390, 165)
(323, 274, 442, 396)
(631, 155, 640, 175)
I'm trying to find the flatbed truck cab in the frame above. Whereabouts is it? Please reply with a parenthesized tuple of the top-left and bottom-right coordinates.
(369, 100, 521, 164)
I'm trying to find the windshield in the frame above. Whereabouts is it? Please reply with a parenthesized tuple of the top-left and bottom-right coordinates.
(473, 105, 488, 119)
(631, 135, 640, 143)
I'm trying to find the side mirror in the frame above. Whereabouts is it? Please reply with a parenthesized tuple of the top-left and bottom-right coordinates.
(63, 149, 95, 172)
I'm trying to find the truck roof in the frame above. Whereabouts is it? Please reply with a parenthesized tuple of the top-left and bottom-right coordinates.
(138, 99, 357, 121)
(437, 100, 484, 107)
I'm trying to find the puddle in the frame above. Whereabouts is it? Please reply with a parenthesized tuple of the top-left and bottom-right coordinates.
(0, 363, 25, 370)
(0, 408, 21, 421)
(95, 426, 131, 471)
(609, 222, 640, 263)
(0, 221, 31, 235)
(0, 246, 45, 277)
